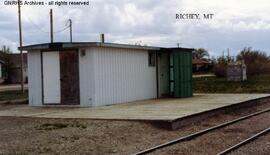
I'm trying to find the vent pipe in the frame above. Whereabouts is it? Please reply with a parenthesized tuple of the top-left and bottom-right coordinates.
(100, 34, 105, 43)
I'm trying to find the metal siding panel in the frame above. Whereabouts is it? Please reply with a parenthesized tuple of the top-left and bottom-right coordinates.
(173, 51, 180, 97)
(173, 50, 193, 98)
(189, 52, 193, 96)
(93, 47, 157, 106)
(79, 48, 95, 106)
(42, 52, 61, 104)
(28, 51, 42, 106)
(180, 53, 184, 97)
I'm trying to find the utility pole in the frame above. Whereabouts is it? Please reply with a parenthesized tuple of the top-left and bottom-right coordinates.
(68, 19, 72, 42)
(18, 0, 24, 93)
(50, 9, 53, 43)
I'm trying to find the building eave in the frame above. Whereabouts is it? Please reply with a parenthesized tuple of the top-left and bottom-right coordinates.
(18, 42, 194, 52)
(19, 42, 161, 51)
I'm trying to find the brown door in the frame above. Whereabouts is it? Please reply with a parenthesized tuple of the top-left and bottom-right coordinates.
(60, 50, 79, 105)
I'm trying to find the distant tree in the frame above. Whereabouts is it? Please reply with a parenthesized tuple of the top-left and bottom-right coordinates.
(213, 55, 231, 77)
(1, 45, 12, 53)
(0, 46, 12, 62)
(236, 47, 270, 75)
(193, 48, 209, 59)
(0, 45, 12, 82)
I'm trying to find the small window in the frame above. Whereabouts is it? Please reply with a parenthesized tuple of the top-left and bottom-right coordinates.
(148, 52, 156, 67)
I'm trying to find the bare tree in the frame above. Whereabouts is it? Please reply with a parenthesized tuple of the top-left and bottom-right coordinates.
(193, 48, 209, 59)
(1, 45, 12, 53)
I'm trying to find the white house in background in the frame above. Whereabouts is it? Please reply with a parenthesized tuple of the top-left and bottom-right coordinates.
(19, 42, 193, 107)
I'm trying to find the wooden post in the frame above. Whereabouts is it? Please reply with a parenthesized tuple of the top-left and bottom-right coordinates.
(18, 0, 24, 93)
(50, 9, 53, 43)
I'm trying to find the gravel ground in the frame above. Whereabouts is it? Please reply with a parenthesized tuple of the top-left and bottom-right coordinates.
(230, 134, 270, 155)
(151, 112, 270, 155)
(0, 102, 269, 155)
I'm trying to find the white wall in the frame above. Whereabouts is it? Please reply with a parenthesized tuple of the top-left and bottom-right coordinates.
(42, 52, 61, 104)
(79, 48, 95, 106)
(28, 47, 157, 107)
(28, 50, 42, 106)
(92, 47, 157, 106)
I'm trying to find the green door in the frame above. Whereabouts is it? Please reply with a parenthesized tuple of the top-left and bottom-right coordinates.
(170, 49, 193, 97)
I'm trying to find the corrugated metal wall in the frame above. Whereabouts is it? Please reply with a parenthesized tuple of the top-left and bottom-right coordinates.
(79, 48, 95, 106)
(42, 52, 61, 104)
(92, 47, 157, 106)
(28, 50, 42, 106)
(27, 47, 192, 107)
(172, 49, 193, 97)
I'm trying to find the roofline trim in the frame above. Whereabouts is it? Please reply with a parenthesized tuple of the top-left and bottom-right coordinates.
(19, 42, 160, 51)
(18, 42, 194, 51)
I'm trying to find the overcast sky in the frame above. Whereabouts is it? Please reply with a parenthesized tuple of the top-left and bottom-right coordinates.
(0, 0, 270, 56)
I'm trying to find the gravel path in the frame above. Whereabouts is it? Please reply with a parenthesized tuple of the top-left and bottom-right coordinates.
(0, 102, 269, 154)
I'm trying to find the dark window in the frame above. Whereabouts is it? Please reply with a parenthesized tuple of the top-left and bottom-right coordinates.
(148, 52, 156, 67)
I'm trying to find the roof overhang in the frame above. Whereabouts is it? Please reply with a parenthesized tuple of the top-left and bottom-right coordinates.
(18, 42, 161, 51)
(18, 42, 194, 52)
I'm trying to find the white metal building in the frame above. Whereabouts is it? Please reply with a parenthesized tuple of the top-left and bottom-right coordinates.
(20, 42, 193, 107)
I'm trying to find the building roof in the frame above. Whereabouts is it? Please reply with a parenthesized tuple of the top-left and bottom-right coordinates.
(192, 59, 211, 65)
(18, 42, 194, 51)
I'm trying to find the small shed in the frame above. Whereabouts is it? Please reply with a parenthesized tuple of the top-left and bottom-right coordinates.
(20, 42, 193, 107)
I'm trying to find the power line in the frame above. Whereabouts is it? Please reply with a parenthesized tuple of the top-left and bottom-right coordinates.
(54, 25, 70, 33)
(66, 19, 72, 42)
(26, 16, 50, 33)
(25, 16, 70, 34)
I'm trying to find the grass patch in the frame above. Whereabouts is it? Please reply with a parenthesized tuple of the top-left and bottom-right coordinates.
(0, 90, 28, 101)
(193, 74, 270, 93)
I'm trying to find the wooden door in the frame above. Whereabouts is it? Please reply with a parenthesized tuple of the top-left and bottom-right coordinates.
(59, 50, 79, 105)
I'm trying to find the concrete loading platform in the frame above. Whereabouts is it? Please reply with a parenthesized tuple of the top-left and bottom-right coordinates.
(0, 94, 269, 129)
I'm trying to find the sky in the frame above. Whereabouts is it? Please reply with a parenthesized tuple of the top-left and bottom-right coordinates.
(0, 0, 270, 57)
